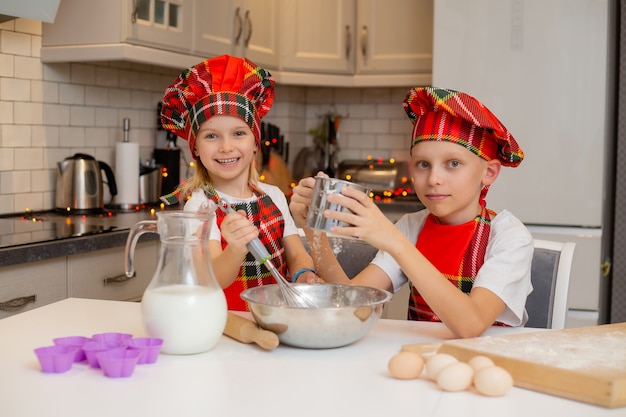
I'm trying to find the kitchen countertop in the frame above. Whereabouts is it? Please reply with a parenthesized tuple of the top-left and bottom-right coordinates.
(0, 208, 171, 267)
(0, 298, 622, 417)
(0, 200, 422, 268)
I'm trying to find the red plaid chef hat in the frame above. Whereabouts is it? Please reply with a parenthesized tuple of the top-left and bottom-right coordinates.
(160, 55, 275, 158)
(402, 87, 524, 167)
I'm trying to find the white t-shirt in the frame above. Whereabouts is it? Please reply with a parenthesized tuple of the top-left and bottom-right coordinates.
(183, 182, 299, 242)
(371, 209, 534, 326)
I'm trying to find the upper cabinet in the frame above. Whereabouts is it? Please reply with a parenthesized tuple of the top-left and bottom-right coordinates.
(41, 0, 432, 87)
(280, 0, 356, 74)
(127, 0, 192, 51)
(356, 0, 433, 75)
(194, 0, 279, 69)
(278, 0, 433, 86)
(42, 0, 200, 68)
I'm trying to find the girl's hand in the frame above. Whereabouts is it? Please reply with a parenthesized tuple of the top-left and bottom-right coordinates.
(219, 210, 258, 256)
(294, 271, 325, 284)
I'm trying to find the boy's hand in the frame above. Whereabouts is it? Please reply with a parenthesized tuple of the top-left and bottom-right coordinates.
(325, 186, 400, 252)
(289, 172, 327, 227)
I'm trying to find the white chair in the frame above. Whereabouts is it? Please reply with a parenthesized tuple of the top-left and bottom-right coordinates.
(526, 239, 576, 329)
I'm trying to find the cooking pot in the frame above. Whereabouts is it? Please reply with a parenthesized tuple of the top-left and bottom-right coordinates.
(55, 153, 117, 213)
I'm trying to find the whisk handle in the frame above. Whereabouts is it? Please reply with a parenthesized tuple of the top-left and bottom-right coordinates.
(247, 238, 272, 264)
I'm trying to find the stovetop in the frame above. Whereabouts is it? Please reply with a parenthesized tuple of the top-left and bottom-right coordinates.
(0, 207, 170, 249)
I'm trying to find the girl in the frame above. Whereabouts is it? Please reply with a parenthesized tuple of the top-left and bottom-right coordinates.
(160, 55, 318, 311)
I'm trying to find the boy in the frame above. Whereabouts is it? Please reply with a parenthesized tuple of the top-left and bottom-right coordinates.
(290, 87, 533, 338)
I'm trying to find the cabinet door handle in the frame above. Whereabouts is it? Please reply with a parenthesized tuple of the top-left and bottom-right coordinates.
(234, 7, 243, 45)
(131, 0, 139, 23)
(361, 25, 368, 61)
(104, 272, 136, 286)
(244, 10, 252, 47)
(345, 25, 351, 59)
(0, 295, 37, 311)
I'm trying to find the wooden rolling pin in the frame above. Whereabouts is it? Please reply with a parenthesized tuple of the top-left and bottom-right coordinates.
(223, 312, 280, 351)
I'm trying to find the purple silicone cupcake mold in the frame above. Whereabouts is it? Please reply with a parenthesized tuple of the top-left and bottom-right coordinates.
(53, 336, 91, 362)
(34, 345, 78, 373)
(96, 349, 141, 378)
(128, 337, 163, 364)
(91, 332, 133, 345)
(82, 340, 127, 368)
(36, 332, 158, 377)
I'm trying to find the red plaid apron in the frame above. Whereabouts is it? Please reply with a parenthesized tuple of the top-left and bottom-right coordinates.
(408, 206, 494, 322)
(205, 186, 286, 311)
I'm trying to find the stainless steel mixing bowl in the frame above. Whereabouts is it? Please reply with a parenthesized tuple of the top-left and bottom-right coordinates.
(240, 284, 392, 349)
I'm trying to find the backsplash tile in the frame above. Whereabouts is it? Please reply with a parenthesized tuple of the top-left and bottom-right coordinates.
(0, 30, 31, 56)
(0, 19, 412, 215)
(1, 77, 30, 101)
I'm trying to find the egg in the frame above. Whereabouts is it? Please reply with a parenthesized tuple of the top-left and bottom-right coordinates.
(467, 355, 495, 371)
(388, 351, 424, 380)
(474, 365, 514, 396)
(425, 353, 458, 380)
(436, 361, 475, 392)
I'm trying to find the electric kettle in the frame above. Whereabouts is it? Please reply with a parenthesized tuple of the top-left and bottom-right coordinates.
(55, 153, 118, 213)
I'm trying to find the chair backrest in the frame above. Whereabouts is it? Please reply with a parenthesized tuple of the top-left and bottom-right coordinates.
(525, 239, 576, 329)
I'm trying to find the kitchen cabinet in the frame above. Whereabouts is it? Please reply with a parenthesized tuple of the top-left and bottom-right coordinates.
(42, 0, 193, 51)
(68, 240, 158, 302)
(42, 0, 200, 69)
(40, 0, 432, 86)
(128, 0, 192, 52)
(42, 0, 277, 70)
(280, 0, 355, 74)
(193, 0, 279, 69)
(278, 0, 433, 86)
(356, 0, 433, 74)
(0, 258, 67, 319)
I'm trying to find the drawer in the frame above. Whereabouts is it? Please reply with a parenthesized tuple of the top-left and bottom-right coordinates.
(0, 258, 67, 319)
(68, 241, 158, 301)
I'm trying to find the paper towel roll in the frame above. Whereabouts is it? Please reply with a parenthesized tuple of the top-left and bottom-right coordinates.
(115, 142, 140, 207)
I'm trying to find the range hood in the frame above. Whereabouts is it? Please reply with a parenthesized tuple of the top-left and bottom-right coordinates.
(0, 0, 61, 23)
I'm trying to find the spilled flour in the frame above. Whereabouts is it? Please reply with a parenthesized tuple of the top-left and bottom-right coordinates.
(444, 325, 626, 372)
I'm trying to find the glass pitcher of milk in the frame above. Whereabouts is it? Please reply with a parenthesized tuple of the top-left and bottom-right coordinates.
(125, 206, 227, 355)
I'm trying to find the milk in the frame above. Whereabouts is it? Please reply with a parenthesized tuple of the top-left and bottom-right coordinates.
(141, 284, 227, 355)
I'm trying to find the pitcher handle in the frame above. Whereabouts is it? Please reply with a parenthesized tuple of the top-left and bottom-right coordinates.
(125, 220, 158, 278)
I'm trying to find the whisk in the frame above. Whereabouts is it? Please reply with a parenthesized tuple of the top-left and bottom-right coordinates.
(217, 198, 318, 308)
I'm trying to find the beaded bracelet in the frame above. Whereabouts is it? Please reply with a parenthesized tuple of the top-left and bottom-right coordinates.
(291, 267, 316, 283)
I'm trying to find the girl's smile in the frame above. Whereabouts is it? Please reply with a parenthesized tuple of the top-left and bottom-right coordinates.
(215, 157, 241, 166)
(194, 115, 257, 195)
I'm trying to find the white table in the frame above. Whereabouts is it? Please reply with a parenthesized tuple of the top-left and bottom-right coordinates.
(0, 298, 623, 417)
